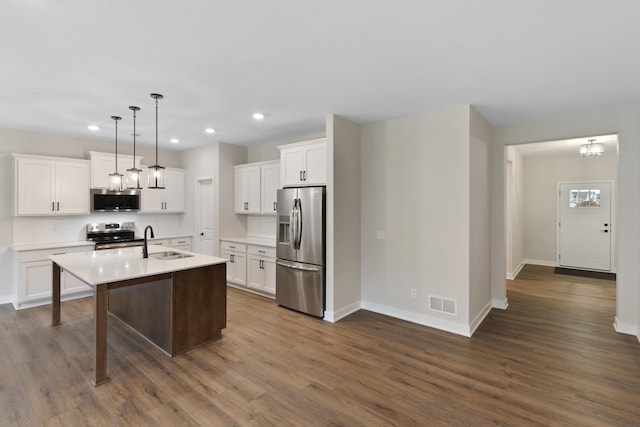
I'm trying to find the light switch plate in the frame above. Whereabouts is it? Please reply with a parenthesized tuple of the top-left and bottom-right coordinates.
(376, 230, 385, 240)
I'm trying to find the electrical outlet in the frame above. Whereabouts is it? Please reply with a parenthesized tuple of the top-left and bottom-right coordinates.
(376, 230, 385, 240)
(410, 288, 417, 298)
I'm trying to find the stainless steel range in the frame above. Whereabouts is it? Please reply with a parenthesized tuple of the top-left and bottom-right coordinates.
(87, 222, 144, 250)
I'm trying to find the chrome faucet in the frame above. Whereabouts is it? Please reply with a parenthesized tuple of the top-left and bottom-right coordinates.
(142, 225, 154, 258)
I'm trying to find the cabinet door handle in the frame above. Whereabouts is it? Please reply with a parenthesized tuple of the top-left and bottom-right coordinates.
(57, 202, 60, 211)
(229, 245, 236, 249)
(273, 202, 276, 211)
(299, 171, 303, 181)
(52, 202, 55, 211)
(258, 250, 265, 254)
(303, 171, 307, 181)
(230, 254, 234, 263)
(260, 260, 263, 269)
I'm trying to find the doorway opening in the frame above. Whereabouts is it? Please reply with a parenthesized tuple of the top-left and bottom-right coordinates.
(505, 134, 618, 280)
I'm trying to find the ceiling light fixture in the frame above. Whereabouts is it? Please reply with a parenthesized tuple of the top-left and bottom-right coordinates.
(579, 139, 604, 157)
(252, 112, 265, 120)
(88, 125, 100, 131)
(148, 93, 166, 189)
(170, 138, 179, 144)
(205, 128, 215, 134)
(126, 106, 142, 189)
(108, 116, 123, 191)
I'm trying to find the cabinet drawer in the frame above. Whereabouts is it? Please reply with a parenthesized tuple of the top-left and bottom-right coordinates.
(170, 237, 192, 247)
(220, 241, 246, 252)
(248, 245, 276, 258)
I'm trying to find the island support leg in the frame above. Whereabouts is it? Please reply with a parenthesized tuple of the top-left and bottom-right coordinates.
(52, 262, 61, 326)
(93, 284, 109, 386)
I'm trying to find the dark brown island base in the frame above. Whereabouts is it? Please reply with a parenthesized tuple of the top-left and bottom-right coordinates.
(50, 245, 228, 385)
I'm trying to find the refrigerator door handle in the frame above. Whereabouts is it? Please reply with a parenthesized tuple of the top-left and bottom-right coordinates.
(276, 260, 320, 272)
(295, 198, 302, 249)
(290, 200, 297, 249)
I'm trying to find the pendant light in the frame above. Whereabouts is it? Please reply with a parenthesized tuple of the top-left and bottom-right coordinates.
(579, 138, 604, 157)
(148, 93, 166, 189)
(126, 106, 142, 189)
(108, 115, 123, 191)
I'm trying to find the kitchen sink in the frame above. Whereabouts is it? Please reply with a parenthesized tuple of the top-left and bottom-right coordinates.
(149, 251, 194, 260)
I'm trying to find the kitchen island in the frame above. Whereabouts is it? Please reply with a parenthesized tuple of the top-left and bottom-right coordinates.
(50, 245, 228, 385)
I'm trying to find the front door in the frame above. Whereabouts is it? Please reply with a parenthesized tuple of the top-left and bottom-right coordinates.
(558, 182, 612, 271)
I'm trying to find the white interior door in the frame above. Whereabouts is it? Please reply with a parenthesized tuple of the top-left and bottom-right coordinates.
(559, 182, 611, 271)
(197, 178, 215, 255)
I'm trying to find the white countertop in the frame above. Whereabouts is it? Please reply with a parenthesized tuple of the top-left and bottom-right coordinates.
(12, 234, 193, 252)
(219, 236, 276, 247)
(12, 240, 95, 252)
(50, 245, 228, 286)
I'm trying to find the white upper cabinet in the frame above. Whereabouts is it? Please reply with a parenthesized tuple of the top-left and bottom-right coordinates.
(278, 138, 326, 187)
(234, 165, 261, 214)
(14, 154, 90, 216)
(260, 163, 280, 214)
(140, 167, 186, 213)
(89, 151, 142, 189)
(234, 161, 280, 215)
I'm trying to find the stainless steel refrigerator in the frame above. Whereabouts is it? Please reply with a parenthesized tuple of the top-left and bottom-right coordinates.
(276, 186, 326, 317)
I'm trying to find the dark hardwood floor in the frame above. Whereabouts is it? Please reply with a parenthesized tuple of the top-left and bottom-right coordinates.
(1, 264, 639, 426)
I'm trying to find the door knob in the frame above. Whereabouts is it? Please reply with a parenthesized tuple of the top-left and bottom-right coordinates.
(200, 232, 204, 236)
(603, 230, 609, 233)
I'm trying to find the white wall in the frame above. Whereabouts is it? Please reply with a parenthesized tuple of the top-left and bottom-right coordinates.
(180, 142, 247, 256)
(505, 146, 526, 279)
(468, 108, 492, 333)
(247, 132, 325, 163)
(360, 106, 473, 335)
(325, 115, 361, 321)
(491, 107, 640, 337)
(522, 151, 617, 267)
(0, 127, 182, 303)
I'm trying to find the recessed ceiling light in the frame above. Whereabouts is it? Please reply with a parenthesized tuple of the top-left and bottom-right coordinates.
(170, 138, 179, 144)
(88, 125, 100, 131)
(205, 128, 216, 134)
(253, 113, 265, 120)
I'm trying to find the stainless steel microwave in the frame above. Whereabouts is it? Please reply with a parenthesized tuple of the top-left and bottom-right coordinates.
(90, 188, 141, 212)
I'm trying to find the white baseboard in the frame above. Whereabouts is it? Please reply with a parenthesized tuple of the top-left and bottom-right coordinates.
(506, 261, 525, 280)
(0, 294, 13, 307)
(492, 298, 509, 310)
(361, 300, 471, 337)
(525, 258, 557, 267)
(469, 302, 492, 336)
(324, 301, 361, 323)
(14, 290, 94, 310)
(614, 316, 638, 336)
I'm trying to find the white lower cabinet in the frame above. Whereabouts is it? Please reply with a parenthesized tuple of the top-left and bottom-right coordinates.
(220, 240, 275, 296)
(16, 244, 95, 309)
(170, 237, 192, 251)
(247, 245, 276, 294)
(149, 237, 192, 251)
(220, 240, 247, 286)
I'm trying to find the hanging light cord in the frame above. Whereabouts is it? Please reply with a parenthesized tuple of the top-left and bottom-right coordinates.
(155, 96, 159, 165)
(132, 108, 136, 161)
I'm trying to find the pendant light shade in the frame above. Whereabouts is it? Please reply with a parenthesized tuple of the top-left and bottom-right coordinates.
(109, 115, 123, 191)
(579, 139, 604, 157)
(148, 93, 166, 189)
(126, 106, 142, 189)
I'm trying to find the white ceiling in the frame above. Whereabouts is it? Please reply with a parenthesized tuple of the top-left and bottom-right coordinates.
(2, 1, 640, 151)
(513, 134, 618, 158)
